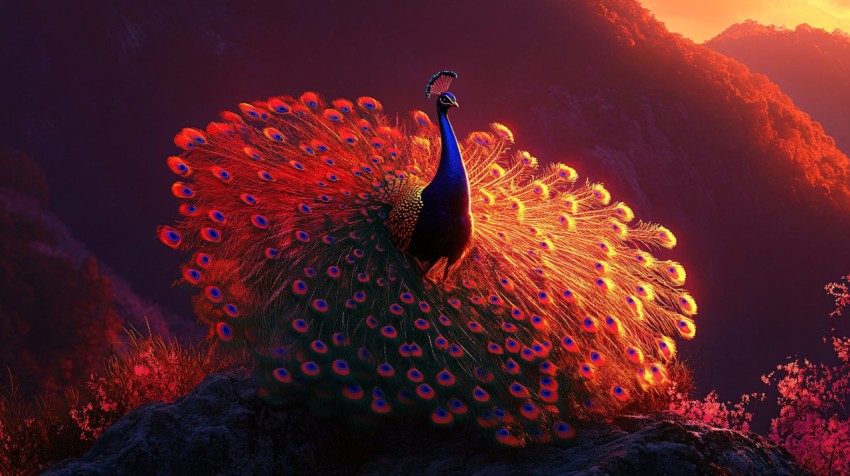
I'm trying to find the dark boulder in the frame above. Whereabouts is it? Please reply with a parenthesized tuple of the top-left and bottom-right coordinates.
(45, 370, 807, 476)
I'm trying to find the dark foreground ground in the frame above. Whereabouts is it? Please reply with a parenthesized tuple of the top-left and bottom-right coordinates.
(45, 369, 807, 476)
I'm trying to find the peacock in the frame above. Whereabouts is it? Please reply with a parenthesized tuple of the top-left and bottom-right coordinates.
(158, 71, 697, 446)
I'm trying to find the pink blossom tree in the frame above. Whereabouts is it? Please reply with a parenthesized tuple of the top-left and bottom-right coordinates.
(763, 275, 850, 475)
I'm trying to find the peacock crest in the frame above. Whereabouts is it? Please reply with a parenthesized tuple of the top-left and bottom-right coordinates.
(159, 71, 697, 446)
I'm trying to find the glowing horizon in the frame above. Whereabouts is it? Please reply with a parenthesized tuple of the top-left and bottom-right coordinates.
(641, 0, 850, 42)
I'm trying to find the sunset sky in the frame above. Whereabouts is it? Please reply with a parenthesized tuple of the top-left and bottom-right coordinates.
(642, 0, 850, 41)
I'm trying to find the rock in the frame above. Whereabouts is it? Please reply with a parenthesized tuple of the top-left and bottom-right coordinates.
(45, 370, 808, 476)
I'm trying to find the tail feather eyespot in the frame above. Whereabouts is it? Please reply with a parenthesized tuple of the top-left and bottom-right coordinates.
(338, 128, 358, 144)
(322, 108, 343, 122)
(594, 277, 612, 293)
(431, 408, 454, 425)
(648, 363, 667, 384)
(553, 421, 576, 440)
(558, 214, 577, 231)
(579, 363, 596, 379)
(371, 398, 391, 414)
(204, 286, 223, 303)
(613, 202, 634, 222)
(174, 128, 206, 150)
(589, 351, 606, 366)
(267, 97, 291, 114)
(604, 316, 623, 336)
(625, 346, 645, 365)
(182, 267, 201, 284)
(531, 181, 549, 198)
(171, 182, 194, 199)
(201, 227, 221, 242)
(157, 226, 182, 248)
(413, 110, 432, 126)
(167, 156, 192, 176)
(300, 92, 320, 108)
(539, 360, 557, 375)
(563, 195, 579, 214)
(263, 127, 285, 142)
(332, 98, 354, 113)
(678, 294, 698, 316)
(470, 131, 494, 148)
(495, 428, 520, 446)
(215, 322, 233, 342)
(561, 335, 579, 353)
(635, 283, 655, 300)
(449, 398, 468, 415)
(211, 167, 232, 184)
(472, 386, 490, 402)
(581, 317, 599, 333)
(625, 295, 643, 318)
(194, 253, 211, 268)
(676, 317, 697, 338)
(663, 262, 687, 284)
(591, 184, 611, 204)
(634, 251, 655, 267)
(179, 204, 199, 216)
(555, 163, 578, 181)
(244, 147, 262, 160)
(656, 226, 677, 248)
(610, 219, 628, 239)
(357, 96, 382, 110)
(520, 402, 540, 420)
(612, 385, 630, 402)
(342, 384, 364, 400)
(239, 103, 266, 120)
(517, 151, 538, 168)
(490, 123, 514, 142)
(657, 336, 677, 359)
(272, 368, 292, 384)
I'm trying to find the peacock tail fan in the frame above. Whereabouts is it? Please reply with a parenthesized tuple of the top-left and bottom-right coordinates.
(159, 88, 697, 447)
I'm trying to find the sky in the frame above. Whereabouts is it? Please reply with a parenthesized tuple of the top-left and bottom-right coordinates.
(642, 0, 850, 41)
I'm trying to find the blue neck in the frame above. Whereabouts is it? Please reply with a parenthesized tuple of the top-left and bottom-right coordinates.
(427, 106, 469, 200)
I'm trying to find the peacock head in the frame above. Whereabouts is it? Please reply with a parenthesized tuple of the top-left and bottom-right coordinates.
(437, 92, 459, 112)
(426, 70, 459, 114)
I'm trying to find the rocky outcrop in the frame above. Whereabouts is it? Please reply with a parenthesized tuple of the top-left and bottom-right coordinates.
(46, 371, 808, 476)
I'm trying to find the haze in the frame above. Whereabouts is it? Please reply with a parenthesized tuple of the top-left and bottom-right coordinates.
(642, 0, 850, 41)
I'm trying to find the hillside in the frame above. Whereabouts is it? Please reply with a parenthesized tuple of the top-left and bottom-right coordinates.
(707, 20, 850, 154)
(0, 150, 196, 396)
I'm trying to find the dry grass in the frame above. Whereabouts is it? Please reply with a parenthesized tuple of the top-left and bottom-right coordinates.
(0, 326, 238, 475)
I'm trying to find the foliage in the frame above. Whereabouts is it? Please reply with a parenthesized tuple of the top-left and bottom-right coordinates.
(667, 386, 762, 432)
(659, 359, 762, 432)
(761, 275, 850, 476)
(0, 328, 237, 475)
(0, 203, 124, 396)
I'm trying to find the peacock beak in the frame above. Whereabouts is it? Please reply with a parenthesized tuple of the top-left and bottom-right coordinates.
(452, 100, 460, 108)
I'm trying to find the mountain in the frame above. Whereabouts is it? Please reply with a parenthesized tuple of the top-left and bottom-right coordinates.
(707, 21, 850, 154)
(1, 0, 849, 423)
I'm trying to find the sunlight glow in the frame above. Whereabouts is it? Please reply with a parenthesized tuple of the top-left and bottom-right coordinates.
(641, 0, 850, 42)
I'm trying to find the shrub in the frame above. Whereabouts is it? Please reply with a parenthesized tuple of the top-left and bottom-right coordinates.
(0, 327, 237, 475)
(667, 386, 762, 432)
(762, 275, 850, 475)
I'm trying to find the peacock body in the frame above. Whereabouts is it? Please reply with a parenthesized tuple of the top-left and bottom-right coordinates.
(159, 71, 697, 446)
